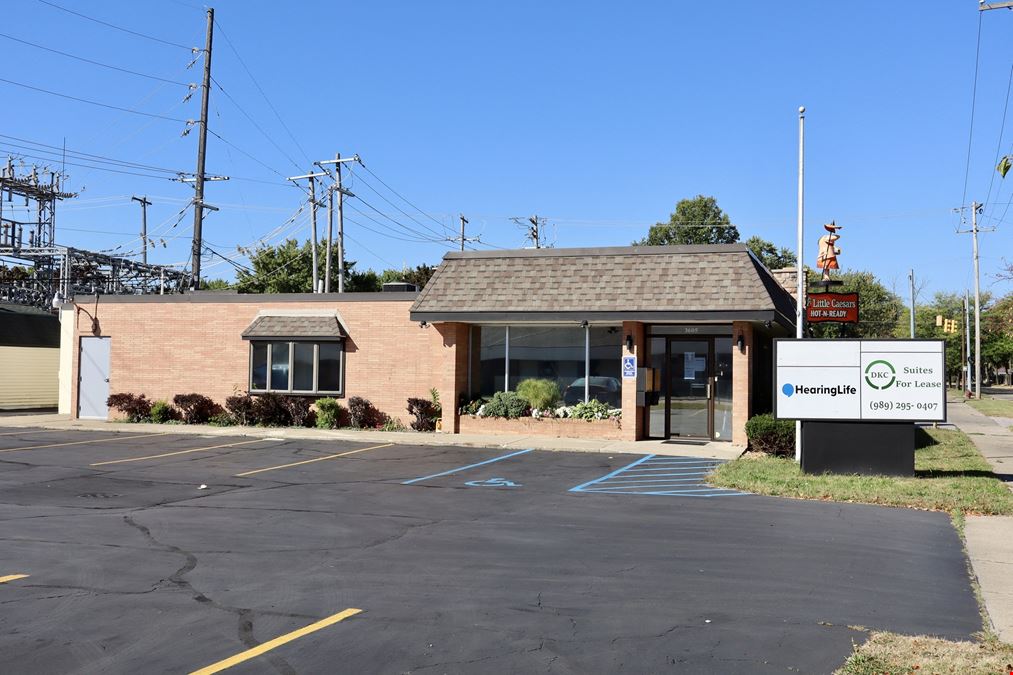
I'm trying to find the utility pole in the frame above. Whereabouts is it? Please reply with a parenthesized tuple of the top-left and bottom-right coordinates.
(958, 201, 989, 399)
(315, 154, 358, 293)
(795, 105, 805, 463)
(459, 214, 468, 252)
(529, 215, 540, 248)
(325, 183, 334, 293)
(908, 269, 916, 338)
(131, 196, 151, 265)
(972, 202, 982, 400)
(309, 175, 319, 292)
(965, 291, 972, 395)
(189, 7, 214, 290)
(286, 170, 328, 293)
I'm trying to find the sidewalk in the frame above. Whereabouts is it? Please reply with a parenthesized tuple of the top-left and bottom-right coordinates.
(0, 412, 745, 461)
(947, 399, 1013, 643)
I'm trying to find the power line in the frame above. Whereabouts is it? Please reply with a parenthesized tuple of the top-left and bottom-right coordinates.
(0, 134, 184, 173)
(0, 32, 193, 86)
(961, 11, 984, 217)
(353, 169, 448, 240)
(983, 63, 1013, 227)
(0, 77, 187, 122)
(0, 148, 180, 180)
(346, 198, 452, 245)
(212, 18, 312, 165)
(210, 77, 302, 171)
(36, 0, 194, 50)
(356, 161, 447, 230)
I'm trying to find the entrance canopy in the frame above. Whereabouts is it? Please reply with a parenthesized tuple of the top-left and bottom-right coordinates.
(409, 244, 796, 327)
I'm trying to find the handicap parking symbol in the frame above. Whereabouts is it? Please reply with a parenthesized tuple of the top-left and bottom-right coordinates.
(464, 477, 521, 488)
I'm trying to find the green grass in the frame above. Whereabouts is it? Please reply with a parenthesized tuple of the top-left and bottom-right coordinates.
(966, 396, 1013, 418)
(708, 428, 1013, 515)
(837, 631, 1013, 675)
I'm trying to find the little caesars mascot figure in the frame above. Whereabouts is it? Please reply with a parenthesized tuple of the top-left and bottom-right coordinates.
(816, 221, 842, 281)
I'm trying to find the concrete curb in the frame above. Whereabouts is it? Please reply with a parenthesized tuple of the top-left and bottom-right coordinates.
(946, 401, 1013, 643)
(0, 413, 746, 461)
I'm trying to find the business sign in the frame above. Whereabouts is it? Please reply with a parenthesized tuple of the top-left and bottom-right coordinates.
(806, 292, 859, 323)
(774, 339, 945, 422)
(622, 355, 636, 379)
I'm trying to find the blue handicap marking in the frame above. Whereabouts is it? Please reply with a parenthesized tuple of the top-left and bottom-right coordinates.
(464, 477, 521, 488)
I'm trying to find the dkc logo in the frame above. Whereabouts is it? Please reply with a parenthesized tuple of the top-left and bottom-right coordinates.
(865, 359, 896, 389)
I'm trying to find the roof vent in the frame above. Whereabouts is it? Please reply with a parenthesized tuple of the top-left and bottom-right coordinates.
(382, 281, 419, 293)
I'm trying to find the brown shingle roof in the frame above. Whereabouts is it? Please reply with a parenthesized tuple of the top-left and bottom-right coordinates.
(410, 245, 796, 325)
(241, 314, 346, 340)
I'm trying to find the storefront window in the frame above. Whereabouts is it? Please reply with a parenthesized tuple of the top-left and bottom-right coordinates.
(588, 327, 623, 407)
(469, 325, 623, 406)
(509, 327, 586, 402)
(476, 326, 506, 397)
(270, 343, 290, 390)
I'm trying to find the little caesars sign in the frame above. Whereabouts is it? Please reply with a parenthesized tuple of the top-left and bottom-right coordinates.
(774, 340, 945, 422)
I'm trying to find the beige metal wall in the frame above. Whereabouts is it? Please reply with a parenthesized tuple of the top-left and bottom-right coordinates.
(0, 346, 59, 409)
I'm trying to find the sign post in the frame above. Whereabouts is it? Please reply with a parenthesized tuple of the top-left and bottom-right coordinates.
(774, 339, 945, 475)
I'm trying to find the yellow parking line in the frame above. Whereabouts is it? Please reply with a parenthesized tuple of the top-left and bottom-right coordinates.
(90, 439, 267, 466)
(236, 443, 392, 477)
(0, 574, 30, 584)
(0, 429, 64, 437)
(188, 608, 362, 675)
(0, 432, 168, 454)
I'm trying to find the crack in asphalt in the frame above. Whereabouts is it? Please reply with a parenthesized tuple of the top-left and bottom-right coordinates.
(121, 512, 309, 675)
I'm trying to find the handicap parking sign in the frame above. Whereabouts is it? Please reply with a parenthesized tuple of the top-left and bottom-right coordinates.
(622, 355, 636, 379)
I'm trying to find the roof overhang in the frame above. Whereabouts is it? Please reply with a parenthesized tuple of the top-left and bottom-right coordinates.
(411, 309, 796, 329)
(241, 311, 347, 341)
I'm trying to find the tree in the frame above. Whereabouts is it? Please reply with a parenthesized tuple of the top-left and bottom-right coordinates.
(808, 269, 904, 339)
(199, 278, 232, 291)
(982, 292, 1013, 383)
(636, 195, 739, 246)
(744, 235, 797, 270)
(233, 238, 438, 294)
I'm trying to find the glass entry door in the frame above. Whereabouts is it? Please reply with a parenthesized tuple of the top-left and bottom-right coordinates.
(668, 340, 711, 438)
(646, 335, 734, 441)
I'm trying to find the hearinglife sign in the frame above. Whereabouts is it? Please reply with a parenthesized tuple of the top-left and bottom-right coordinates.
(774, 339, 946, 423)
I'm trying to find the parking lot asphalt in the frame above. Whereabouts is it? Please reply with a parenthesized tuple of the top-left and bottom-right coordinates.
(0, 426, 982, 674)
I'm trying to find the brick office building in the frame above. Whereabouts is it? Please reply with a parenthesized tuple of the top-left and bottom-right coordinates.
(64, 244, 795, 445)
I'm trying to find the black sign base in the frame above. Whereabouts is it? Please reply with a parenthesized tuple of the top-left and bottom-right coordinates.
(801, 421, 915, 476)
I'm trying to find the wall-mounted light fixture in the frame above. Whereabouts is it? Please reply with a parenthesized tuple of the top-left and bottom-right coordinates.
(580, 320, 588, 328)
(420, 320, 429, 328)
(625, 334, 634, 351)
(737, 334, 745, 353)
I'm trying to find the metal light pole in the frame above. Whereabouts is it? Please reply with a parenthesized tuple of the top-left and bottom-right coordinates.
(795, 105, 805, 462)
(908, 269, 916, 338)
(972, 202, 982, 399)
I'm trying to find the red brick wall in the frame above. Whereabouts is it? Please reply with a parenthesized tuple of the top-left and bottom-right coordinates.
(731, 321, 754, 445)
(458, 414, 624, 440)
(71, 298, 445, 423)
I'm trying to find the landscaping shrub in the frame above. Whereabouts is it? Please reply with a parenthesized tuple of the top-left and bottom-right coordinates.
(315, 397, 348, 429)
(515, 378, 561, 410)
(225, 394, 255, 425)
(106, 393, 152, 422)
(284, 397, 313, 427)
(482, 391, 530, 419)
(569, 399, 615, 420)
(348, 396, 384, 428)
(407, 397, 440, 432)
(149, 399, 179, 424)
(250, 392, 292, 426)
(172, 393, 223, 425)
(381, 417, 407, 432)
(208, 412, 235, 427)
(460, 397, 486, 416)
(745, 413, 794, 456)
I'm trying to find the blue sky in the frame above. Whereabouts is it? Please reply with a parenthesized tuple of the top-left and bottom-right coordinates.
(3, 0, 1013, 300)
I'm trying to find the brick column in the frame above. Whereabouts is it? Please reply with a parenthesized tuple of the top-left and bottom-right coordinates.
(731, 321, 754, 446)
(620, 321, 645, 441)
(433, 322, 469, 434)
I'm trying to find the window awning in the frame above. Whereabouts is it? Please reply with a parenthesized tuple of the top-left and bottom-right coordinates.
(241, 314, 346, 341)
